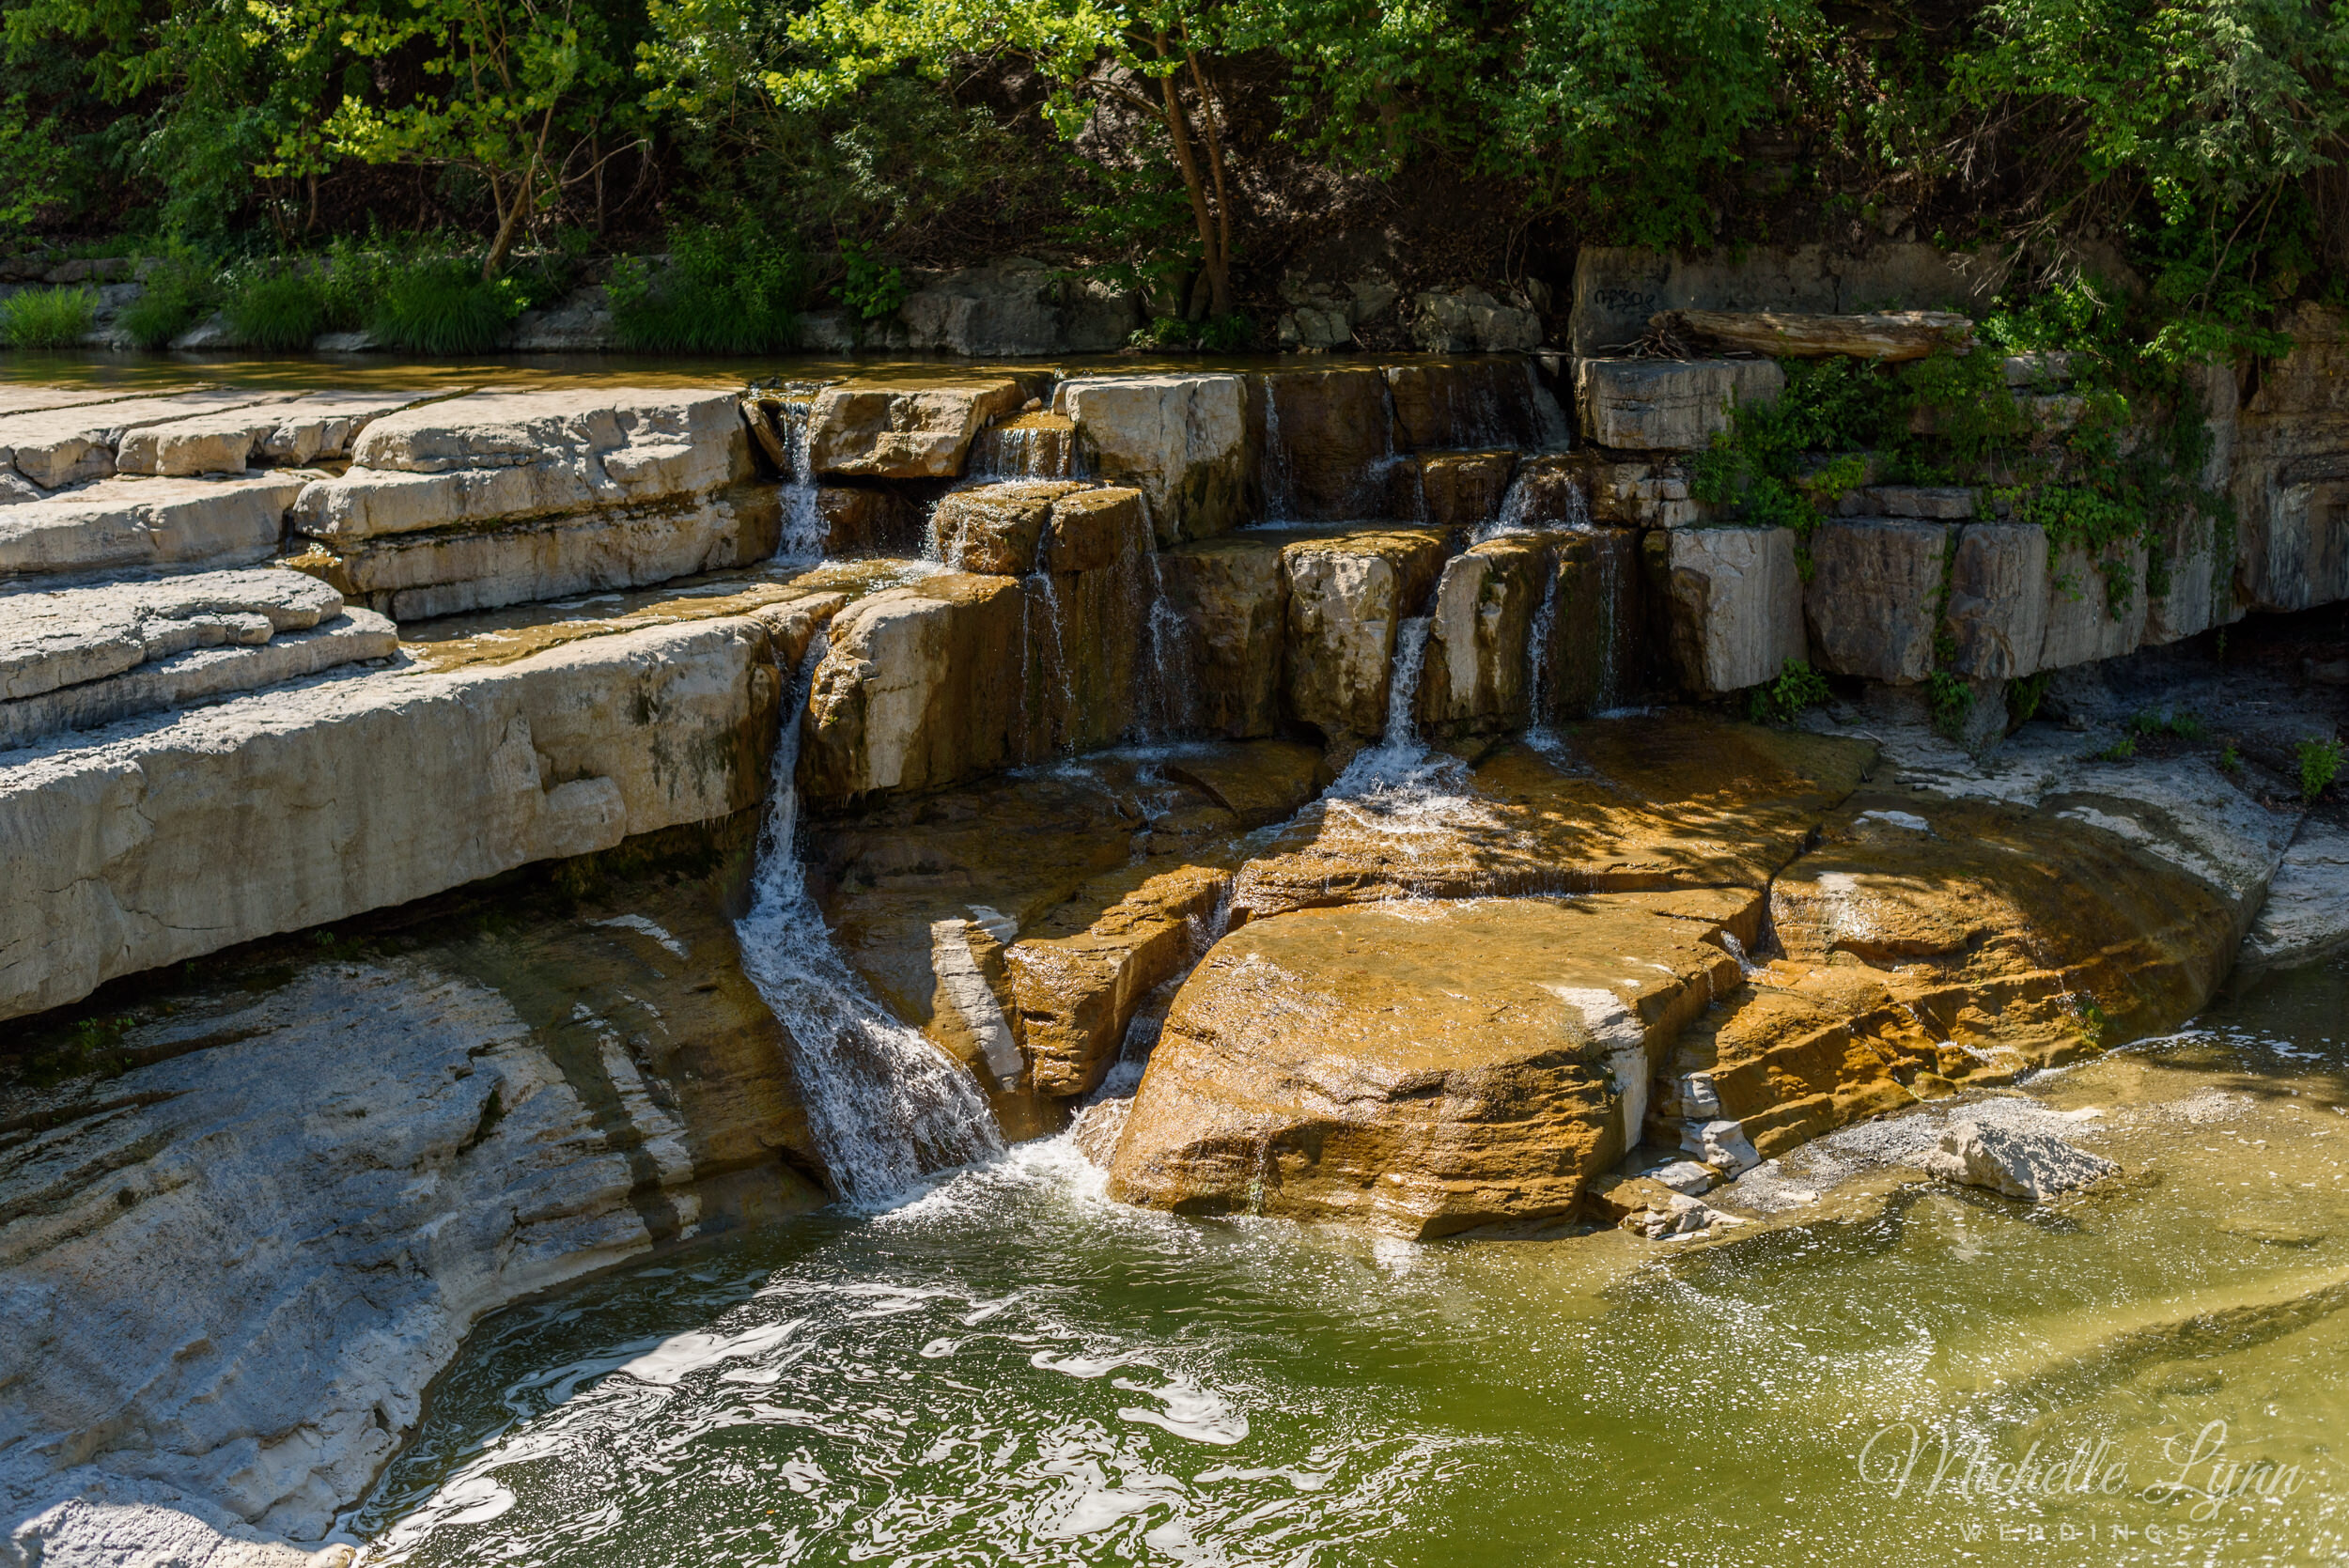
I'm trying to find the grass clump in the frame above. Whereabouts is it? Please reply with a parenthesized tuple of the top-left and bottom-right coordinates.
(612, 219, 805, 353)
(114, 251, 216, 348)
(369, 258, 525, 354)
(222, 265, 332, 349)
(0, 285, 97, 348)
(2298, 737, 2341, 802)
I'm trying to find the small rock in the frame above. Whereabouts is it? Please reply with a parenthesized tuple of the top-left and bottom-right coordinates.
(1682, 1117, 1762, 1173)
(1649, 1160, 1718, 1195)
(1917, 1115, 2118, 1200)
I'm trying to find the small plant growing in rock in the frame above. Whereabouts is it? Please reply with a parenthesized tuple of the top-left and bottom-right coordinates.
(1928, 670, 1974, 738)
(2218, 742, 2242, 773)
(2097, 733, 2138, 762)
(2297, 737, 2341, 801)
(1744, 659, 1829, 723)
(2007, 671, 2052, 726)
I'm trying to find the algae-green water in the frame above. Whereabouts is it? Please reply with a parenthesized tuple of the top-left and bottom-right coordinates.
(350, 961, 2349, 1566)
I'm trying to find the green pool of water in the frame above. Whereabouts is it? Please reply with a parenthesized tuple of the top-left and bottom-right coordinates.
(349, 962, 2349, 1566)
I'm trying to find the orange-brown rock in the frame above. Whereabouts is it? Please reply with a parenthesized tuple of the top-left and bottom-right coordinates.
(1259, 368, 1394, 519)
(805, 380, 1026, 478)
(1105, 890, 1758, 1235)
(931, 480, 1088, 574)
(1231, 711, 1875, 920)
(1156, 534, 1288, 738)
(1408, 449, 1516, 530)
(1280, 524, 1452, 739)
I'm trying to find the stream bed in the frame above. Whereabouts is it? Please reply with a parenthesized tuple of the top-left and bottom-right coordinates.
(346, 959, 2349, 1566)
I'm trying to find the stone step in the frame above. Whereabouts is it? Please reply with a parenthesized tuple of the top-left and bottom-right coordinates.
(0, 472, 312, 579)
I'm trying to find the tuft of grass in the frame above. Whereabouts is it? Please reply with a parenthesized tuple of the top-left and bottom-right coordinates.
(368, 259, 523, 354)
(2218, 742, 2242, 773)
(2298, 737, 2341, 802)
(223, 267, 331, 349)
(0, 285, 98, 348)
(115, 253, 215, 349)
(612, 219, 804, 354)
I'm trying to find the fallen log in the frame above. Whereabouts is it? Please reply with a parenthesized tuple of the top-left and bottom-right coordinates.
(1656, 308, 1975, 361)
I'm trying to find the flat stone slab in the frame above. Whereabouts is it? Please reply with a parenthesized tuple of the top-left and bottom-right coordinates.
(0, 392, 292, 490)
(0, 472, 309, 578)
(0, 567, 346, 700)
(116, 390, 437, 476)
(1574, 359, 1783, 452)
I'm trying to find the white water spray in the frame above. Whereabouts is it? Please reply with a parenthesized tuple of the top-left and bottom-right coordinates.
(734, 643, 1003, 1204)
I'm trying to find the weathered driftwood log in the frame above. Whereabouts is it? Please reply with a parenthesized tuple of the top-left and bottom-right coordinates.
(1656, 308, 1974, 361)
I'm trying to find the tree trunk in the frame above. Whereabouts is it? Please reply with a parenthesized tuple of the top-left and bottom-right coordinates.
(1156, 39, 1230, 318)
(483, 104, 559, 279)
(1184, 47, 1235, 291)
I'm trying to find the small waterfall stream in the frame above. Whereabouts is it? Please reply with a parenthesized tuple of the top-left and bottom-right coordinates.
(734, 643, 1003, 1203)
(769, 396, 827, 560)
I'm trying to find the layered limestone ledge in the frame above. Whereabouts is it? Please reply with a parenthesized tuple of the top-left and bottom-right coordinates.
(1278, 525, 1451, 739)
(1574, 359, 1784, 452)
(0, 885, 826, 1561)
(115, 390, 436, 476)
(0, 472, 310, 578)
(0, 567, 394, 748)
(0, 391, 292, 492)
(1383, 360, 1571, 453)
(1420, 526, 1642, 732)
(288, 388, 778, 617)
(1051, 374, 1247, 544)
(0, 611, 814, 1024)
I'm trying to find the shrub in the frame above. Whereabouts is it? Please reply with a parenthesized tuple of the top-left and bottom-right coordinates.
(368, 259, 524, 354)
(0, 286, 98, 349)
(115, 253, 217, 349)
(1928, 671, 1975, 739)
(2298, 737, 2341, 802)
(223, 267, 331, 349)
(838, 241, 908, 322)
(611, 220, 805, 354)
(1744, 658, 1829, 724)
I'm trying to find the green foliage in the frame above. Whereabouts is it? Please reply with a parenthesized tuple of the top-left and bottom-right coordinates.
(370, 259, 528, 354)
(1128, 313, 1253, 352)
(113, 249, 215, 348)
(2298, 737, 2342, 801)
(610, 218, 803, 353)
(2097, 733, 2139, 761)
(2129, 707, 2206, 741)
(2007, 672, 2053, 726)
(2218, 741, 2242, 773)
(0, 96, 70, 234)
(837, 241, 906, 322)
(1744, 658, 1830, 723)
(1928, 671, 1976, 739)
(0, 285, 96, 348)
(222, 265, 331, 349)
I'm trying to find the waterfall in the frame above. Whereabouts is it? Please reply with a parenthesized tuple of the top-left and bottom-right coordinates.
(770, 398, 826, 560)
(734, 642, 1003, 1204)
(1525, 554, 1561, 727)
(1260, 377, 1296, 522)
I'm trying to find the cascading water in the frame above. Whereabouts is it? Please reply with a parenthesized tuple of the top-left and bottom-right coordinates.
(733, 642, 1003, 1203)
(1259, 378, 1296, 522)
(770, 397, 826, 560)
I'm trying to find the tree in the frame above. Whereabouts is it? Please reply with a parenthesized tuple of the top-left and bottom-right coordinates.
(776, 0, 1241, 316)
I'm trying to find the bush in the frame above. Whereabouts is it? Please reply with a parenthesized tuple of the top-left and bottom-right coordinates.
(368, 259, 524, 354)
(0, 287, 98, 349)
(1744, 658, 1829, 724)
(115, 253, 217, 349)
(223, 267, 332, 349)
(611, 220, 805, 354)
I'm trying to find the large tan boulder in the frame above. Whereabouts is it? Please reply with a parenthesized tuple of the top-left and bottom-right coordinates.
(1280, 525, 1450, 738)
(798, 572, 1026, 806)
(1646, 525, 1806, 694)
(930, 480, 1088, 574)
(1419, 533, 1549, 735)
(1050, 375, 1247, 543)
(1104, 889, 1757, 1235)
(805, 380, 1025, 478)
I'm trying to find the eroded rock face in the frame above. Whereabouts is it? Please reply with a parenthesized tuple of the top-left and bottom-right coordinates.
(2231, 302, 2349, 613)
(1156, 535, 1287, 738)
(1647, 526, 1805, 694)
(1574, 359, 1783, 452)
(0, 880, 825, 1560)
(806, 380, 1025, 479)
(931, 480, 1089, 574)
(1419, 534, 1548, 735)
(1806, 518, 1947, 683)
(1105, 890, 1756, 1235)
(1383, 361, 1569, 452)
(1051, 375, 1247, 544)
(1942, 521, 2046, 679)
(1260, 370, 1395, 520)
(0, 613, 794, 1024)
(0, 392, 292, 491)
(1408, 449, 1516, 530)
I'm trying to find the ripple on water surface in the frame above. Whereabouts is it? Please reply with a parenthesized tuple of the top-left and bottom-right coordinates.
(354, 965, 2349, 1566)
